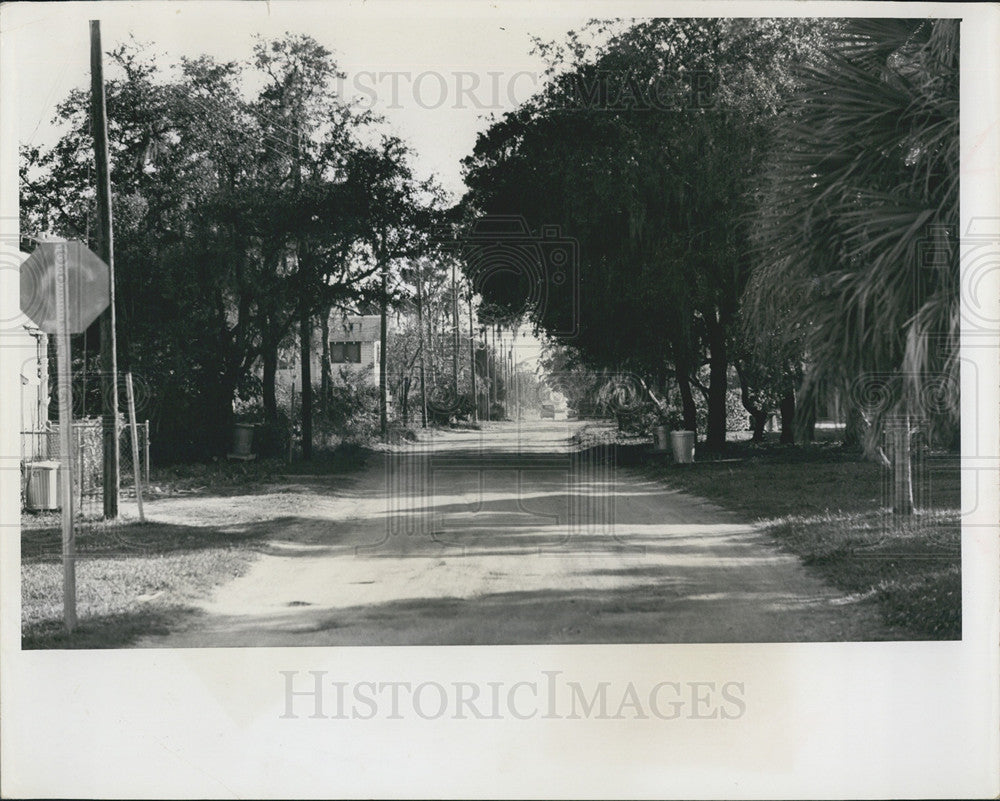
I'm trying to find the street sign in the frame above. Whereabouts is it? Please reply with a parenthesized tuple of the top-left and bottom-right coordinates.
(19, 240, 111, 334)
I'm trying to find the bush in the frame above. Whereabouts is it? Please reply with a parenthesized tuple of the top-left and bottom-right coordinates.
(313, 379, 379, 445)
(256, 411, 291, 458)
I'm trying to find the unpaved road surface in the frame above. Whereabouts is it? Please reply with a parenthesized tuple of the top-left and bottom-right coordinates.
(137, 421, 903, 646)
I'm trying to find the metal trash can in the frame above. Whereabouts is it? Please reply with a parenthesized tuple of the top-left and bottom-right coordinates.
(654, 425, 670, 451)
(229, 423, 257, 460)
(24, 461, 61, 510)
(670, 430, 696, 464)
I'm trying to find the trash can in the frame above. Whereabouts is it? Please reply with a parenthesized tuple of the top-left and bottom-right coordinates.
(230, 424, 257, 460)
(653, 425, 670, 451)
(670, 430, 696, 464)
(24, 461, 61, 510)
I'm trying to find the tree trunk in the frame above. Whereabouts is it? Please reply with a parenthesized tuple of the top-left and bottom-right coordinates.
(843, 403, 864, 451)
(800, 400, 816, 443)
(675, 356, 697, 432)
(705, 320, 728, 450)
(779, 391, 795, 445)
(379, 265, 389, 441)
(261, 342, 279, 457)
(262, 342, 278, 428)
(401, 375, 410, 427)
(300, 314, 312, 460)
(320, 311, 331, 415)
(202, 364, 238, 458)
(734, 360, 768, 442)
(890, 417, 914, 515)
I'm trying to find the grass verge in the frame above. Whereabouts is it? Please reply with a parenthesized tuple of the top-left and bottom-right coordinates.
(144, 442, 372, 497)
(21, 519, 268, 648)
(590, 425, 961, 640)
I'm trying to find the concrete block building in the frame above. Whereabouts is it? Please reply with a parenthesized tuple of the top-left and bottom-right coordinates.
(326, 313, 380, 385)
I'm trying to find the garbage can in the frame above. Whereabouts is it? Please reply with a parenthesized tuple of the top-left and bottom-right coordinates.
(653, 425, 670, 451)
(230, 424, 257, 460)
(670, 430, 696, 464)
(24, 461, 61, 510)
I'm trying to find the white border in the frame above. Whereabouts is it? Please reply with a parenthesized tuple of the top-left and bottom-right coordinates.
(1, 3, 997, 798)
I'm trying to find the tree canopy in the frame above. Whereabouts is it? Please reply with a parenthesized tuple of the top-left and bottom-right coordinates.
(20, 34, 434, 460)
(460, 18, 830, 447)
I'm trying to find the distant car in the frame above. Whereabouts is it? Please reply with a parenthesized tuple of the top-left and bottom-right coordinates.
(540, 403, 555, 419)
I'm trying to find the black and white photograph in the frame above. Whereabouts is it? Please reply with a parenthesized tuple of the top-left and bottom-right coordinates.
(1, 1, 997, 797)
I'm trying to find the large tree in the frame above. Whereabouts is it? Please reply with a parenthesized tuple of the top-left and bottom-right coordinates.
(461, 18, 828, 447)
(347, 135, 443, 440)
(20, 35, 385, 460)
(746, 19, 960, 512)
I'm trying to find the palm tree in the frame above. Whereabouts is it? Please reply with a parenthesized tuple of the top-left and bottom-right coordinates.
(746, 19, 959, 514)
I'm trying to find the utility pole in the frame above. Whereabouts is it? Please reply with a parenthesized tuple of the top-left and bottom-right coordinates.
(379, 252, 389, 441)
(416, 261, 428, 428)
(480, 325, 488, 421)
(91, 20, 119, 519)
(468, 289, 477, 423)
(293, 120, 313, 460)
(489, 324, 496, 416)
(426, 283, 436, 389)
(451, 261, 459, 398)
(508, 340, 514, 420)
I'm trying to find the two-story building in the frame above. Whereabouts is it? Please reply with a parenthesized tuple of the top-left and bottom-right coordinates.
(273, 312, 381, 406)
(326, 313, 380, 385)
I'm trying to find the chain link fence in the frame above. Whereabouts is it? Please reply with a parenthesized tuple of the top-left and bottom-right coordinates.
(21, 418, 150, 515)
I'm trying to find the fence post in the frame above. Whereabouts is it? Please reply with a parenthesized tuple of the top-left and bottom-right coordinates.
(125, 374, 145, 522)
(144, 420, 150, 484)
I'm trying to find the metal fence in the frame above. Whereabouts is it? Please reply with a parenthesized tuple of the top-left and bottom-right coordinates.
(21, 418, 150, 513)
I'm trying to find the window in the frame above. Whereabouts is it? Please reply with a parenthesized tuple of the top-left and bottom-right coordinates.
(330, 341, 362, 363)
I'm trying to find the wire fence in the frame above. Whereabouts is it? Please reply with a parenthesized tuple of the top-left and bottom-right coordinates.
(21, 418, 150, 516)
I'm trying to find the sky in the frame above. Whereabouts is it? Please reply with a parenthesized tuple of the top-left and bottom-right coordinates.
(7, 1, 615, 367)
(9, 1, 604, 200)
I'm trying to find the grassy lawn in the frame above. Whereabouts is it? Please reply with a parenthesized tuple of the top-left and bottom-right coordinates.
(21, 518, 267, 648)
(144, 443, 372, 497)
(621, 433, 961, 639)
(21, 444, 373, 649)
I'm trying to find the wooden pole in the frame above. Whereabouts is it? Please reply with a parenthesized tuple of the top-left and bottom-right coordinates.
(125, 373, 144, 522)
(467, 290, 477, 423)
(90, 20, 119, 520)
(54, 241, 76, 632)
(379, 262, 389, 441)
(416, 262, 428, 428)
(451, 261, 459, 398)
(490, 325, 496, 414)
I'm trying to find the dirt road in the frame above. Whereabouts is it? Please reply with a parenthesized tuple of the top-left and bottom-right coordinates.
(137, 421, 901, 646)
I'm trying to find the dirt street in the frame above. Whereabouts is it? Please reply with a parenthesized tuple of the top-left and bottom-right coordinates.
(136, 421, 901, 646)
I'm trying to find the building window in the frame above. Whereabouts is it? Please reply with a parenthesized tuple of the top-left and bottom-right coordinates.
(330, 341, 362, 363)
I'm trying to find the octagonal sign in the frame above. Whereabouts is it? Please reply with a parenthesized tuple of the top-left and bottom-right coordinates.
(19, 240, 110, 334)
